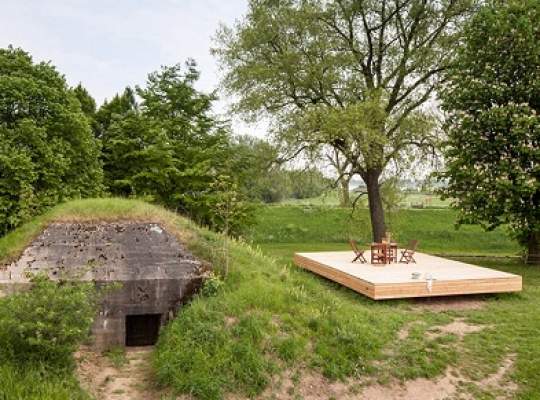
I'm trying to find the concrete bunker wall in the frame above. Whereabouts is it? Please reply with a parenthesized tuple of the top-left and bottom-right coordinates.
(1, 222, 204, 351)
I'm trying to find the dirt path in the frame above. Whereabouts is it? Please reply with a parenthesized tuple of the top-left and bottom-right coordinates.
(76, 346, 173, 400)
(75, 317, 517, 399)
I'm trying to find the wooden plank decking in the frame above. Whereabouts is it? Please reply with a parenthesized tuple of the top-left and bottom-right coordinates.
(294, 251, 522, 300)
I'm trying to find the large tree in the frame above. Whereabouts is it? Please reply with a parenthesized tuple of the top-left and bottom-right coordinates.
(0, 47, 102, 234)
(215, 0, 474, 241)
(100, 61, 252, 234)
(439, 0, 540, 264)
(94, 87, 138, 138)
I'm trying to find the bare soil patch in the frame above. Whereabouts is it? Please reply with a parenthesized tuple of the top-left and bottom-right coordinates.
(426, 318, 487, 340)
(360, 373, 457, 400)
(252, 353, 517, 400)
(477, 354, 518, 397)
(76, 346, 174, 400)
(360, 354, 517, 400)
(249, 316, 516, 400)
(411, 295, 487, 312)
(250, 370, 359, 400)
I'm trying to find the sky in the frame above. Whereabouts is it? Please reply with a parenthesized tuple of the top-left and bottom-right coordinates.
(0, 0, 260, 134)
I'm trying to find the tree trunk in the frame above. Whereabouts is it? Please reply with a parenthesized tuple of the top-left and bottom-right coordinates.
(365, 168, 386, 242)
(339, 176, 351, 207)
(527, 232, 540, 265)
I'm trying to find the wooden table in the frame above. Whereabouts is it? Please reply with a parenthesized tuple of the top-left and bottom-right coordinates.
(370, 242, 398, 264)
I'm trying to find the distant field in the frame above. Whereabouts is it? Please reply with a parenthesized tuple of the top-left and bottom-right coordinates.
(280, 191, 452, 208)
(248, 205, 519, 256)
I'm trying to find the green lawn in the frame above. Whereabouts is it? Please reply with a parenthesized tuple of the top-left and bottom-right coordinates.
(248, 205, 519, 256)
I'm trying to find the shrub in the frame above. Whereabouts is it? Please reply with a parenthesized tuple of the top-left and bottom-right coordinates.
(0, 275, 98, 367)
(200, 272, 225, 297)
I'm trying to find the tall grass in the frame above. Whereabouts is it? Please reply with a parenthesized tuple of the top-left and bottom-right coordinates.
(154, 235, 409, 399)
(0, 363, 90, 400)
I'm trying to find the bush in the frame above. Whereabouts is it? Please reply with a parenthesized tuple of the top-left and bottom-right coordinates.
(0, 275, 98, 367)
(200, 272, 225, 297)
(0, 47, 103, 234)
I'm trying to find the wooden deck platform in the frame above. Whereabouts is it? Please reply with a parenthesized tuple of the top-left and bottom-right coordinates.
(294, 251, 522, 300)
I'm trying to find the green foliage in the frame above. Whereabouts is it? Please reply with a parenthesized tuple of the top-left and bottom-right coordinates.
(206, 175, 254, 237)
(287, 169, 332, 199)
(0, 275, 98, 367)
(380, 177, 406, 213)
(214, 0, 474, 240)
(229, 136, 333, 203)
(72, 83, 96, 119)
(200, 272, 225, 297)
(72, 83, 99, 135)
(99, 62, 253, 233)
(0, 46, 103, 235)
(0, 363, 90, 400)
(101, 111, 175, 197)
(94, 87, 138, 138)
(439, 0, 540, 259)
(229, 135, 284, 202)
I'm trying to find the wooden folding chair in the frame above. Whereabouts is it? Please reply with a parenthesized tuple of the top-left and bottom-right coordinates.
(399, 240, 419, 264)
(349, 240, 367, 263)
(370, 243, 387, 264)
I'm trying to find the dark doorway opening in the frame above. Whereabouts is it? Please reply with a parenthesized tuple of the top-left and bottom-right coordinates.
(125, 314, 161, 346)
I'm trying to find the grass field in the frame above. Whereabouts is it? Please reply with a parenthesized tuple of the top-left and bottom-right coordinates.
(281, 191, 452, 209)
(1, 199, 538, 399)
(245, 205, 539, 399)
(248, 205, 519, 256)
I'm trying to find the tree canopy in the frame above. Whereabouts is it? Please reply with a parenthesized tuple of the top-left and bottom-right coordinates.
(214, 0, 475, 241)
(99, 61, 251, 234)
(0, 47, 103, 233)
(439, 0, 540, 263)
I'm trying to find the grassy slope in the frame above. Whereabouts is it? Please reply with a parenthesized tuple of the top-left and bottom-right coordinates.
(249, 205, 519, 256)
(2, 199, 539, 399)
(0, 364, 90, 400)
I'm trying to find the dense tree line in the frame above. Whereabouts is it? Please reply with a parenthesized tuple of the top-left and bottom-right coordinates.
(231, 135, 331, 203)
(0, 47, 102, 234)
(0, 47, 330, 236)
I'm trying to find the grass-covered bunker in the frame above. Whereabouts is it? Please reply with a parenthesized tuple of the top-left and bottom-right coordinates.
(0, 206, 204, 351)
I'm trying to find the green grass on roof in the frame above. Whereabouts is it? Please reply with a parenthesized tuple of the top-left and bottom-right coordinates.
(0, 198, 196, 265)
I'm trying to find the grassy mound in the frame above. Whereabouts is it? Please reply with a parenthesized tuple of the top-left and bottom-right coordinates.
(0, 198, 195, 264)
(0, 199, 412, 399)
(2, 199, 539, 399)
(0, 198, 196, 399)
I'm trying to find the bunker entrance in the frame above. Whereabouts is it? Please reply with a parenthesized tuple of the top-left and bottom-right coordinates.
(125, 314, 162, 346)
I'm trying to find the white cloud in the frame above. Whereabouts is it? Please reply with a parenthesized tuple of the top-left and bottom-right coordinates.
(0, 0, 266, 135)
